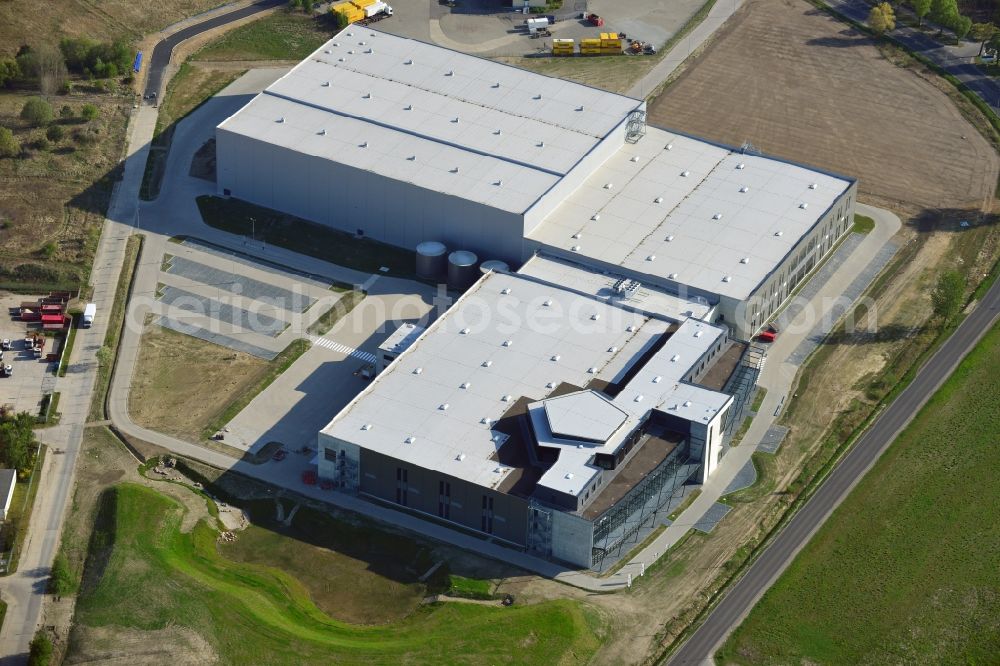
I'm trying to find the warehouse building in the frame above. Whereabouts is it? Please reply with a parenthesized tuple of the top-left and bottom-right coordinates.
(216, 28, 856, 341)
(318, 265, 754, 568)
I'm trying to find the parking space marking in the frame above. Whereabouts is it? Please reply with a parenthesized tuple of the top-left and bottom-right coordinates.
(309, 336, 376, 364)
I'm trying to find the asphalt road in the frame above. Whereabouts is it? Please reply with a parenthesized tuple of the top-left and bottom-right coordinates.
(144, 0, 284, 99)
(668, 275, 1000, 665)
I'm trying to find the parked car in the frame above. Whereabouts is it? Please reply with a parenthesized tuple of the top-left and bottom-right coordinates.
(757, 323, 779, 343)
(1, 365, 13, 377)
(1, 339, 10, 351)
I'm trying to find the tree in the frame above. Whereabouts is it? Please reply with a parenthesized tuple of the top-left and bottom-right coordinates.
(49, 552, 75, 596)
(45, 124, 64, 142)
(0, 412, 38, 475)
(869, 2, 896, 34)
(970, 22, 996, 54)
(81, 103, 99, 121)
(332, 8, 349, 29)
(0, 126, 19, 158)
(912, 0, 932, 25)
(17, 45, 67, 95)
(0, 59, 19, 88)
(955, 15, 973, 39)
(20, 97, 52, 127)
(931, 270, 966, 321)
(27, 632, 53, 666)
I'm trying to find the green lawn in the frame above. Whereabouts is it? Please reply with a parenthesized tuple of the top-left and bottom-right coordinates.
(853, 214, 876, 234)
(718, 321, 1000, 665)
(196, 196, 417, 278)
(193, 11, 333, 62)
(73, 484, 601, 663)
(447, 574, 494, 600)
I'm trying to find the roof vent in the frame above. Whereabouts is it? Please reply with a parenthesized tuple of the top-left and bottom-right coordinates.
(537, 141, 545, 148)
(591, 313, 600, 321)
(324, 49, 332, 54)
(338, 57, 345, 62)
(460, 382, 471, 389)
(322, 81, 330, 87)
(502, 339, 513, 347)
(668, 272, 678, 279)
(722, 275, 732, 282)
(493, 82, 501, 88)
(404, 104, 412, 110)
(666, 143, 673, 150)
(413, 367, 423, 374)
(361, 423, 372, 431)
(577, 105, 585, 111)
(655, 196, 663, 203)
(348, 50, 355, 54)
(571, 232, 581, 239)
(460, 327, 470, 335)
(346, 31, 353, 36)
(318, 129, 326, 136)
(482, 360, 492, 367)
(404, 58, 413, 65)
(809, 182, 818, 190)
(550, 354, 560, 361)
(365, 48, 373, 54)
(501, 287, 511, 294)
(736, 162, 745, 170)
(456, 453, 466, 461)
(694, 330, 703, 338)
(494, 179, 502, 186)
(646, 255, 656, 262)
(652, 375, 662, 383)
(631, 156, 640, 163)
(277, 117, 285, 123)
(774, 230, 783, 237)
(451, 167, 460, 173)
(587, 367, 597, 374)
(626, 325, 636, 332)
(608, 346, 618, 353)
(565, 473, 574, 480)
(446, 70, 454, 76)
(543, 299, 552, 306)
(439, 403, 449, 410)
(359, 141, 368, 148)
(683, 400, 692, 407)
(502, 394, 512, 402)
(405, 436, 416, 444)
(671, 354, 680, 362)
(495, 129, 502, 135)
(634, 394, 644, 403)
(407, 155, 416, 161)
(534, 94, 542, 100)
(799, 202, 809, 209)
(481, 417, 492, 425)
(739, 186, 749, 193)
(546, 381, 555, 388)
(571, 245, 581, 252)
(713, 213, 723, 220)
(666, 234, 674, 242)
(604, 182, 613, 190)
(452, 117, 460, 123)
(740, 257, 750, 264)
(681, 170, 690, 177)
(359, 41, 366, 45)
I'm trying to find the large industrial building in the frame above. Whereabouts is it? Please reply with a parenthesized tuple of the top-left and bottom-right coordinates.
(216, 28, 858, 568)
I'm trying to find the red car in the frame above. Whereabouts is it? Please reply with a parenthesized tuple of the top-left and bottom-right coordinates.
(757, 323, 779, 343)
(272, 449, 287, 461)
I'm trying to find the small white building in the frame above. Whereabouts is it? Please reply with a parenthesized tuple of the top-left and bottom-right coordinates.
(0, 469, 16, 521)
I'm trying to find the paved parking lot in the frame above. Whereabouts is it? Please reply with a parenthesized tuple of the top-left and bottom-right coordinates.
(152, 240, 339, 359)
(0, 295, 62, 414)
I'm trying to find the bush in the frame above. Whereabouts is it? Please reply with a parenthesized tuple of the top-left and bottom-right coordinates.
(49, 552, 76, 596)
(0, 126, 19, 158)
(20, 97, 53, 127)
(59, 104, 73, 120)
(45, 124, 64, 142)
(81, 103, 99, 121)
(33, 136, 49, 151)
(27, 632, 53, 666)
(72, 129, 96, 146)
(59, 38, 131, 77)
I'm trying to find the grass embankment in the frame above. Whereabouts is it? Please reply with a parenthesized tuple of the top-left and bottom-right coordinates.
(201, 338, 309, 440)
(72, 483, 602, 664)
(89, 235, 142, 422)
(446, 575, 494, 600)
(140, 62, 245, 200)
(307, 290, 365, 336)
(728, 387, 768, 447)
(719, 321, 1000, 664)
(193, 11, 332, 62)
(197, 196, 417, 278)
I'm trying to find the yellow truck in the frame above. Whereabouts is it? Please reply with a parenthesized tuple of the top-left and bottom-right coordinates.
(331, 0, 393, 25)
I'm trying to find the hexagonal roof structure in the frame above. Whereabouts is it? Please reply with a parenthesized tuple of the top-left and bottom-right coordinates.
(542, 390, 629, 444)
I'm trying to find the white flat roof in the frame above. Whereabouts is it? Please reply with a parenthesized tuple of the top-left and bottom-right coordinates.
(529, 127, 853, 300)
(543, 390, 629, 442)
(518, 253, 714, 321)
(219, 28, 641, 215)
(378, 322, 424, 355)
(322, 271, 654, 489)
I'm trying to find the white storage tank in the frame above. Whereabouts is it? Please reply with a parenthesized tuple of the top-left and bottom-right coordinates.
(416, 241, 448, 280)
(479, 260, 510, 275)
(447, 250, 479, 290)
